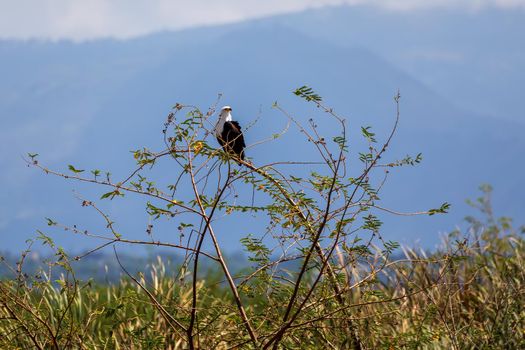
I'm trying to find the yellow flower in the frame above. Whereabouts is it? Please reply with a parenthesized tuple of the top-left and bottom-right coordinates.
(193, 141, 203, 155)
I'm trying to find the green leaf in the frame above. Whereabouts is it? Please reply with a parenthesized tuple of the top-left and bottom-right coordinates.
(68, 165, 85, 173)
(361, 126, 377, 143)
(100, 190, 123, 200)
(100, 192, 112, 199)
(45, 217, 57, 226)
(293, 85, 322, 102)
(383, 240, 400, 254)
(333, 135, 348, 151)
(428, 202, 451, 215)
(36, 230, 55, 247)
(363, 214, 382, 232)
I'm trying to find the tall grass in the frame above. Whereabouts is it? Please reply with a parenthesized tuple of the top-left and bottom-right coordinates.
(1, 206, 523, 349)
(358, 216, 524, 349)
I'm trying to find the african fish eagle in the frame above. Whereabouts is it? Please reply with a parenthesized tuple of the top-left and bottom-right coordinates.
(213, 106, 246, 162)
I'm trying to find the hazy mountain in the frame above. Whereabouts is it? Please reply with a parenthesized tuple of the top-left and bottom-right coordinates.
(280, 5, 525, 123)
(0, 6, 523, 254)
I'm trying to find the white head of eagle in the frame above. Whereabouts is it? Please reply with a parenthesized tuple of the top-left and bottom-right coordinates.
(213, 106, 246, 162)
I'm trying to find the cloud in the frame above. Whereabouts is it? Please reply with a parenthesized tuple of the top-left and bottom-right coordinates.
(0, 0, 523, 41)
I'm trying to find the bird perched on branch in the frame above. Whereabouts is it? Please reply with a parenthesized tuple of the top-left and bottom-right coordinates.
(213, 106, 246, 163)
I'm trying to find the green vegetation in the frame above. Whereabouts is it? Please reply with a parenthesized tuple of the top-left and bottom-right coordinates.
(1, 198, 523, 349)
(1, 89, 523, 349)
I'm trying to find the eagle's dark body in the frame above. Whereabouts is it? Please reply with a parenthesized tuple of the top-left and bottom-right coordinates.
(217, 120, 245, 161)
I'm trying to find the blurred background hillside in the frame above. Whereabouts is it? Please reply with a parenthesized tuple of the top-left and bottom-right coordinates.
(0, 1, 523, 254)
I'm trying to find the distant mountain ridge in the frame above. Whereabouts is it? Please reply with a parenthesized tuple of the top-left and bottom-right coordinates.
(0, 5, 523, 253)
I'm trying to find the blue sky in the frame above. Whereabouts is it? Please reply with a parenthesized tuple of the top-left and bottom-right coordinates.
(0, 0, 524, 40)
